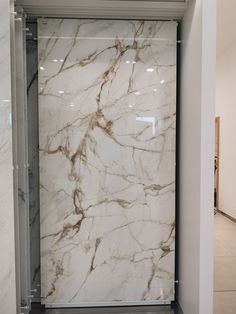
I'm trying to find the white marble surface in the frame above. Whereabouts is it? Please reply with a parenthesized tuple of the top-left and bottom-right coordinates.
(38, 19, 176, 306)
(0, 0, 16, 313)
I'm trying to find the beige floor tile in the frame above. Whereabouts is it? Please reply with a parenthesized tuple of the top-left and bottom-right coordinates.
(214, 239, 233, 257)
(214, 291, 236, 314)
(214, 256, 236, 291)
(214, 235, 236, 256)
(214, 214, 236, 256)
(214, 214, 236, 313)
(214, 214, 236, 232)
(214, 227, 236, 241)
(220, 239, 236, 256)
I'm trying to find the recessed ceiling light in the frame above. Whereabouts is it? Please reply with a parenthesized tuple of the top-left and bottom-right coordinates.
(132, 61, 136, 64)
(153, 88, 157, 92)
(40, 66, 45, 70)
(126, 60, 130, 64)
(60, 59, 64, 62)
(147, 68, 154, 72)
(53, 59, 58, 62)
(59, 90, 65, 94)
(135, 92, 140, 95)
(160, 79, 165, 84)
(128, 104, 133, 108)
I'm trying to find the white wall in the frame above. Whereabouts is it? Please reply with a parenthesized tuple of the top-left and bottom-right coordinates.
(0, 0, 17, 313)
(178, 0, 215, 313)
(216, 43, 236, 220)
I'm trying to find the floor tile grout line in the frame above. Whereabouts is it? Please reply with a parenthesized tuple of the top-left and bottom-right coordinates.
(214, 290, 236, 292)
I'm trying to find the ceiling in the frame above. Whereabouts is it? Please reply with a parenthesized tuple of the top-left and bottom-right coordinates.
(217, 0, 236, 56)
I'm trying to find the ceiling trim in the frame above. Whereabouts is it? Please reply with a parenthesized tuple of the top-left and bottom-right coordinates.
(16, 0, 188, 20)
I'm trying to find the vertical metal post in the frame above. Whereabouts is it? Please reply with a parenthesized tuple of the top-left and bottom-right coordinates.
(12, 6, 31, 314)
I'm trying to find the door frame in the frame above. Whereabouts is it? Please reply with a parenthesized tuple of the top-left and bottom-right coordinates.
(215, 116, 220, 210)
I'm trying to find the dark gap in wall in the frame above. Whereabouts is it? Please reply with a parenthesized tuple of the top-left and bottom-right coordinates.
(26, 21, 41, 303)
(173, 21, 181, 306)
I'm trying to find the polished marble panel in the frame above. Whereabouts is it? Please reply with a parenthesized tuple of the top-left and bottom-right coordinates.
(0, 0, 16, 313)
(38, 19, 176, 306)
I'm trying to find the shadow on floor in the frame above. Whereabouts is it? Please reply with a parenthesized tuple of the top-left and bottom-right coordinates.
(30, 304, 183, 314)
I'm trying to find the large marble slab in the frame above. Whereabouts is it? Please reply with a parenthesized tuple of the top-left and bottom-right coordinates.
(0, 0, 16, 313)
(38, 19, 176, 307)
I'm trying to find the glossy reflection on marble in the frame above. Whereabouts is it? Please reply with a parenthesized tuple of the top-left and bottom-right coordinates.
(38, 19, 177, 306)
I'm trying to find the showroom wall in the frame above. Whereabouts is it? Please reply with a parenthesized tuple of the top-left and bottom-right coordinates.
(216, 43, 236, 220)
(179, 0, 215, 313)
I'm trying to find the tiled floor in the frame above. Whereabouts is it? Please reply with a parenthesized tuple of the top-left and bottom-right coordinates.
(214, 213, 236, 314)
(30, 305, 182, 314)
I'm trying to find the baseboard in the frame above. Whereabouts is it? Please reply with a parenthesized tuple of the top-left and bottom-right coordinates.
(217, 209, 236, 223)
